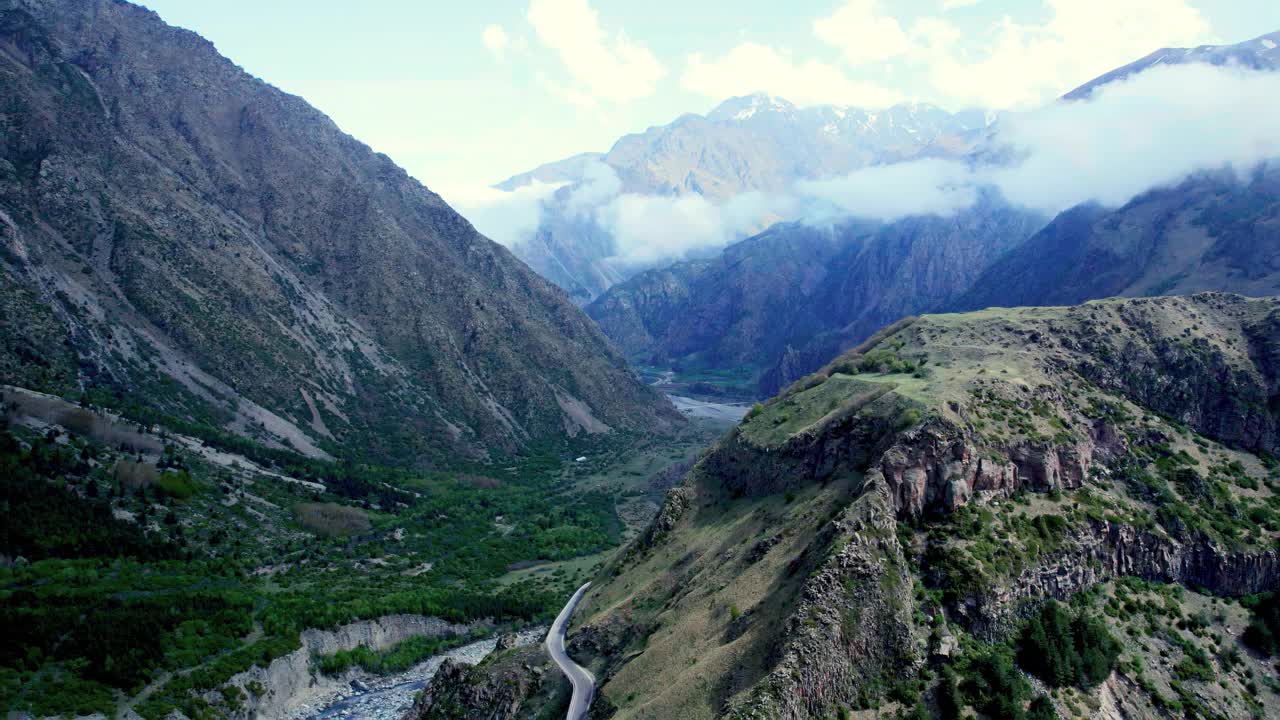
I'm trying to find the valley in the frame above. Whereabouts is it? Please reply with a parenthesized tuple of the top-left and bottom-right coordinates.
(2, 2, 1279, 720)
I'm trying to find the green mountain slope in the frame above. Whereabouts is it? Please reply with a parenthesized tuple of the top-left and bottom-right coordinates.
(413, 293, 1280, 720)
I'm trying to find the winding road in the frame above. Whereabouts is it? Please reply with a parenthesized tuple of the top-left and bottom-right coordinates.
(546, 582, 596, 720)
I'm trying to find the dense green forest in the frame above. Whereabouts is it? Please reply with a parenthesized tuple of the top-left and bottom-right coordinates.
(0, 395, 657, 718)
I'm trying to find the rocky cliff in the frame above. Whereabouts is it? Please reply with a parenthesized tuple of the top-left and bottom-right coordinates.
(413, 294, 1280, 720)
(0, 0, 678, 467)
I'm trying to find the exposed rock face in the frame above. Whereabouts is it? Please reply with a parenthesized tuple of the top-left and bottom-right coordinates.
(227, 615, 482, 719)
(964, 520, 1280, 637)
(0, 0, 677, 465)
(726, 479, 918, 720)
(404, 656, 544, 720)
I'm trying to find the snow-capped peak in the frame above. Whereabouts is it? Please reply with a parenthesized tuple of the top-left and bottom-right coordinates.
(709, 93, 797, 122)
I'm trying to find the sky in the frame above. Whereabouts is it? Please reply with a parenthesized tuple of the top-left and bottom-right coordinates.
(134, 0, 1280, 197)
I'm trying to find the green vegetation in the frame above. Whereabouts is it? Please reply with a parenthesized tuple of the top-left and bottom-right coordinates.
(316, 632, 479, 676)
(0, 403, 671, 717)
(1241, 592, 1279, 656)
(1017, 600, 1121, 689)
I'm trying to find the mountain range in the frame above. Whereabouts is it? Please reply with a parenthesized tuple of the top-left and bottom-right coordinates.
(498, 95, 996, 301)
(581, 30, 1280, 398)
(0, 0, 678, 467)
(586, 194, 1047, 394)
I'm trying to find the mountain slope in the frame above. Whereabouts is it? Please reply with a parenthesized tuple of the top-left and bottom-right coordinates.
(501, 96, 994, 301)
(955, 164, 1280, 311)
(414, 293, 1280, 720)
(1064, 29, 1280, 100)
(0, 0, 677, 466)
(586, 196, 1047, 396)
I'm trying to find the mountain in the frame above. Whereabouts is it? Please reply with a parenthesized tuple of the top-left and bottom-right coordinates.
(499, 95, 995, 301)
(0, 0, 678, 467)
(586, 195, 1047, 396)
(411, 293, 1280, 719)
(954, 164, 1280, 311)
(1064, 30, 1280, 100)
(502, 95, 992, 201)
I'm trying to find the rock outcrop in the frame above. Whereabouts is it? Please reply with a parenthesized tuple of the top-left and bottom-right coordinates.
(226, 615, 483, 719)
(420, 295, 1280, 720)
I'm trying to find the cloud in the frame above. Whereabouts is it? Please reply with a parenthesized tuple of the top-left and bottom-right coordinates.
(681, 42, 903, 108)
(437, 181, 564, 247)
(482, 24, 510, 59)
(813, 1, 910, 65)
(918, 0, 1213, 108)
(472, 64, 1280, 270)
(797, 159, 979, 222)
(985, 62, 1280, 211)
(563, 160, 623, 216)
(798, 62, 1280, 220)
(527, 0, 665, 103)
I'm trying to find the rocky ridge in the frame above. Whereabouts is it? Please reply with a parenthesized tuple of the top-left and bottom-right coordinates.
(413, 294, 1280, 720)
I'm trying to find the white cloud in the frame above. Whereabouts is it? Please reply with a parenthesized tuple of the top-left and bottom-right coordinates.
(482, 24, 510, 59)
(985, 62, 1280, 212)
(681, 42, 903, 108)
(465, 64, 1280, 270)
(920, 0, 1213, 108)
(813, 1, 910, 65)
(796, 63, 1280, 221)
(798, 158, 979, 222)
(438, 181, 564, 247)
(527, 0, 665, 103)
(564, 160, 623, 216)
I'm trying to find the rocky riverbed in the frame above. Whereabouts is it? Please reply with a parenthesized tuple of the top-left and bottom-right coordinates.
(296, 629, 544, 720)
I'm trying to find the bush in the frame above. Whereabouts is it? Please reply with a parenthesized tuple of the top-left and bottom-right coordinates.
(1241, 593, 1279, 656)
(1018, 601, 1121, 689)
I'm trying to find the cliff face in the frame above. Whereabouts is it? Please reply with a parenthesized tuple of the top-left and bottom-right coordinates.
(414, 294, 1280, 720)
(0, 0, 677, 465)
(228, 615, 482, 719)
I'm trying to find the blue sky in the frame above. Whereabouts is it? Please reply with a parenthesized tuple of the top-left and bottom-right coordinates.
(135, 0, 1280, 195)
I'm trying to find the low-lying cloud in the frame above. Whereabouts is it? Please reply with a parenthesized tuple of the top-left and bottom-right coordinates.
(437, 180, 564, 248)
(456, 62, 1280, 265)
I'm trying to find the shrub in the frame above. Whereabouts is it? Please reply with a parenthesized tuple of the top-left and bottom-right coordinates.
(1241, 593, 1279, 656)
(1017, 600, 1121, 689)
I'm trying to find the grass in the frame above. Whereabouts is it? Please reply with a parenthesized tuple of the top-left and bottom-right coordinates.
(739, 375, 896, 447)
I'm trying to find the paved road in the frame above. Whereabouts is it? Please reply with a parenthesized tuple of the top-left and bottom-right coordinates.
(546, 583, 595, 720)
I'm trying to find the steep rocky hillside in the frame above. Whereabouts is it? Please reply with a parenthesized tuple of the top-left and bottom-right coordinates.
(413, 294, 1280, 720)
(586, 196, 1046, 396)
(0, 0, 677, 466)
(955, 164, 1280, 312)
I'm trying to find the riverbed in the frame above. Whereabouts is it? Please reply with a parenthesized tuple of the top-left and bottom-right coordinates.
(299, 629, 544, 720)
(666, 394, 751, 423)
